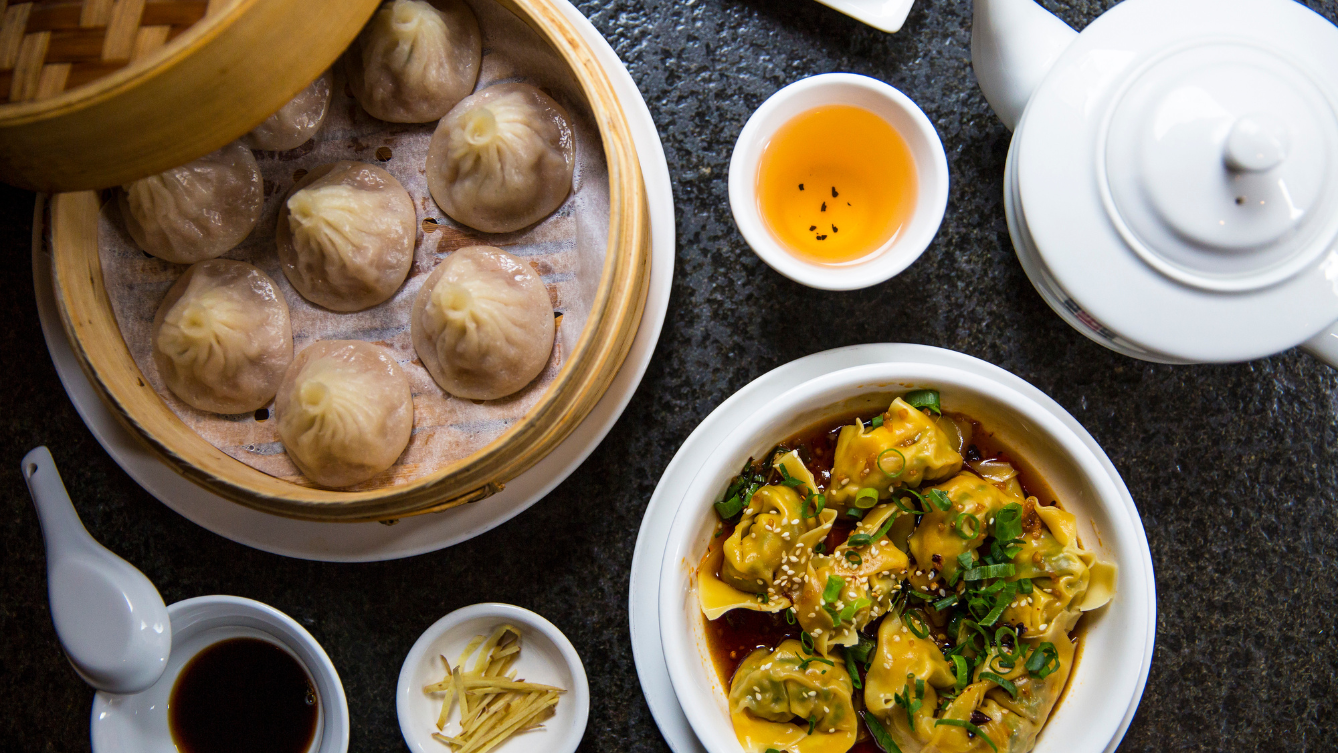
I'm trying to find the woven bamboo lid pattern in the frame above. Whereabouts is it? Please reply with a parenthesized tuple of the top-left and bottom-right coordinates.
(0, 0, 234, 104)
(0, 0, 378, 192)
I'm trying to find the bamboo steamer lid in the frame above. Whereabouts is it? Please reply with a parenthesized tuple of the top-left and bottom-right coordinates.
(0, 0, 381, 192)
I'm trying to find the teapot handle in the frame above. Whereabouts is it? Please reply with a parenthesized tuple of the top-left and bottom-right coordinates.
(1302, 320, 1338, 368)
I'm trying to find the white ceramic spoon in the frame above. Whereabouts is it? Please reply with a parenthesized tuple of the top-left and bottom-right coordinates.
(22, 446, 171, 695)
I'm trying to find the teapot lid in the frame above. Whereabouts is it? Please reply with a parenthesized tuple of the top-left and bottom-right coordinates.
(1015, 0, 1338, 362)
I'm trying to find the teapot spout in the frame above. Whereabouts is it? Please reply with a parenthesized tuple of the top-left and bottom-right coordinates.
(972, 0, 1078, 131)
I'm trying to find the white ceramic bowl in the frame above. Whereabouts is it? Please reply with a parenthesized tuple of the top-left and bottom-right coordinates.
(659, 362, 1155, 753)
(397, 603, 590, 753)
(728, 73, 950, 290)
(90, 595, 349, 753)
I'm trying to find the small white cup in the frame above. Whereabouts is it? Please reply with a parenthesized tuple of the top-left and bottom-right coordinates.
(728, 73, 950, 290)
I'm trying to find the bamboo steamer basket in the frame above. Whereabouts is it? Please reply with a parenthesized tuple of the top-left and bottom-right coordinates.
(50, 0, 651, 522)
(0, 0, 382, 192)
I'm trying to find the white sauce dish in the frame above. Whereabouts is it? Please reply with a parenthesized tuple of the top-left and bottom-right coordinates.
(90, 595, 349, 753)
(397, 602, 590, 753)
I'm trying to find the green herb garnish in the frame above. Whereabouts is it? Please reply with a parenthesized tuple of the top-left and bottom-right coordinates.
(876, 448, 907, 479)
(861, 711, 904, 753)
(904, 389, 942, 415)
(934, 719, 996, 752)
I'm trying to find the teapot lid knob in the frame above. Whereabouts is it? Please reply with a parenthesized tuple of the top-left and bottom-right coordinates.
(1224, 115, 1290, 173)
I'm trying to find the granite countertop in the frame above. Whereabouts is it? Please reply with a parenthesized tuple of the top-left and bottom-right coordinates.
(2, 1, 1336, 751)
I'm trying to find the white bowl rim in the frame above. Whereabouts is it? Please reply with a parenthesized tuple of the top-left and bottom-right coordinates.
(658, 361, 1156, 753)
(395, 602, 591, 753)
(90, 594, 350, 753)
(728, 72, 950, 291)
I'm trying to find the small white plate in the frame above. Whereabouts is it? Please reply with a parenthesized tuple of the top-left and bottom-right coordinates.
(91, 595, 349, 753)
(29, 0, 675, 562)
(397, 603, 589, 753)
(628, 343, 1156, 753)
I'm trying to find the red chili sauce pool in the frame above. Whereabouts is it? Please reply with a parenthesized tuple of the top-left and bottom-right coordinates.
(700, 408, 1081, 752)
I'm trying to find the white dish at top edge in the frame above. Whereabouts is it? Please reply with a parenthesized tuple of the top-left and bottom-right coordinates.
(397, 603, 590, 753)
(813, 0, 915, 33)
(29, 0, 675, 562)
(728, 72, 949, 291)
(657, 361, 1154, 753)
(91, 595, 349, 753)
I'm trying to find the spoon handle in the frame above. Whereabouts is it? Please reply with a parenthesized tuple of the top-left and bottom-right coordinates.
(22, 446, 92, 557)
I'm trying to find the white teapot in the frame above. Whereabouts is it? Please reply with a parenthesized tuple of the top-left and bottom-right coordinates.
(973, 0, 1338, 365)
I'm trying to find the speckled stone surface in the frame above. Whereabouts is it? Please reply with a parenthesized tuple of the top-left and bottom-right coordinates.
(2, 1, 1337, 751)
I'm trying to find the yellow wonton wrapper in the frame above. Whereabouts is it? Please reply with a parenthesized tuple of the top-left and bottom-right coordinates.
(729, 639, 857, 753)
(795, 503, 910, 653)
(699, 451, 837, 620)
(828, 398, 963, 508)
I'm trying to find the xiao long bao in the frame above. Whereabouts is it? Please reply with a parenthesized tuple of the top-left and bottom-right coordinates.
(276, 161, 417, 312)
(427, 82, 576, 233)
(275, 340, 414, 489)
(242, 69, 334, 152)
(119, 142, 263, 264)
(411, 246, 556, 401)
(346, 0, 482, 123)
(151, 260, 293, 415)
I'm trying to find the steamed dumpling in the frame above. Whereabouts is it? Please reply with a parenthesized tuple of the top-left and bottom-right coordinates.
(119, 142, 263, 264)
(275, 340, 413, 488)
(276, 161, 416, 312)
(151, 260, 293, 414)
(243, 69, 333, 151)
(346, 0, 481, 123)
(426, 83, 575, 233)
(411, 246, 555, 400)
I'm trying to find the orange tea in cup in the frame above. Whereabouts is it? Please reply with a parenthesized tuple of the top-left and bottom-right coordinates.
(756, 105, 918, 266)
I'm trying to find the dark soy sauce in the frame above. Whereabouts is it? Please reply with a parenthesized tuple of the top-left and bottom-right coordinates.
(169, 637, 318, 753)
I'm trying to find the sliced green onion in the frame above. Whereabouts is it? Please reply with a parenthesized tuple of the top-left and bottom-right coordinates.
(844, 550, 863, 566)
(845, 507, 865, 521)
(1018, 578, 1033, 595)
(957, 552, 975, 570)
(876, 448, 907, 480)
(1026, 642, 1061, 678)
(814, 542, 826, 554)
(798, 656, 835, 670)
(870, 415, 885, 429)
(904, 611, 930, 639)
(989, 654, 1016, 674)
(904, 389, 942, 415)
(785, 608, 797, 625)
(934, 719, 997, 752)
(980, 602, 1006, 627)
(933, 594, 959, 610)
(964, 563, 1015, 581)
(906, 590, 935, 601)
(777, 463, 801, 488)
(980, 671, 1018, 698)
(760, 593, 769, 604)
(851, 633, 877, 667)
(952, 512, 981, 539)
(993, 502, 1023, 541)
(946, 568, 961, 587)
(800, 631, 815, 654)
(950, 654, 968, 691)
(807, 714, 817, 735)
(846, 533, 872, 548)
(928, 489, 954, 512)
(861, 711, 904, 753)
(855, 487, 881, 509)
(844, 648, 862, 690)
(823, 575, 845, 604)
(714, 495, 744, 520)
(839, 598, 870, 625)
